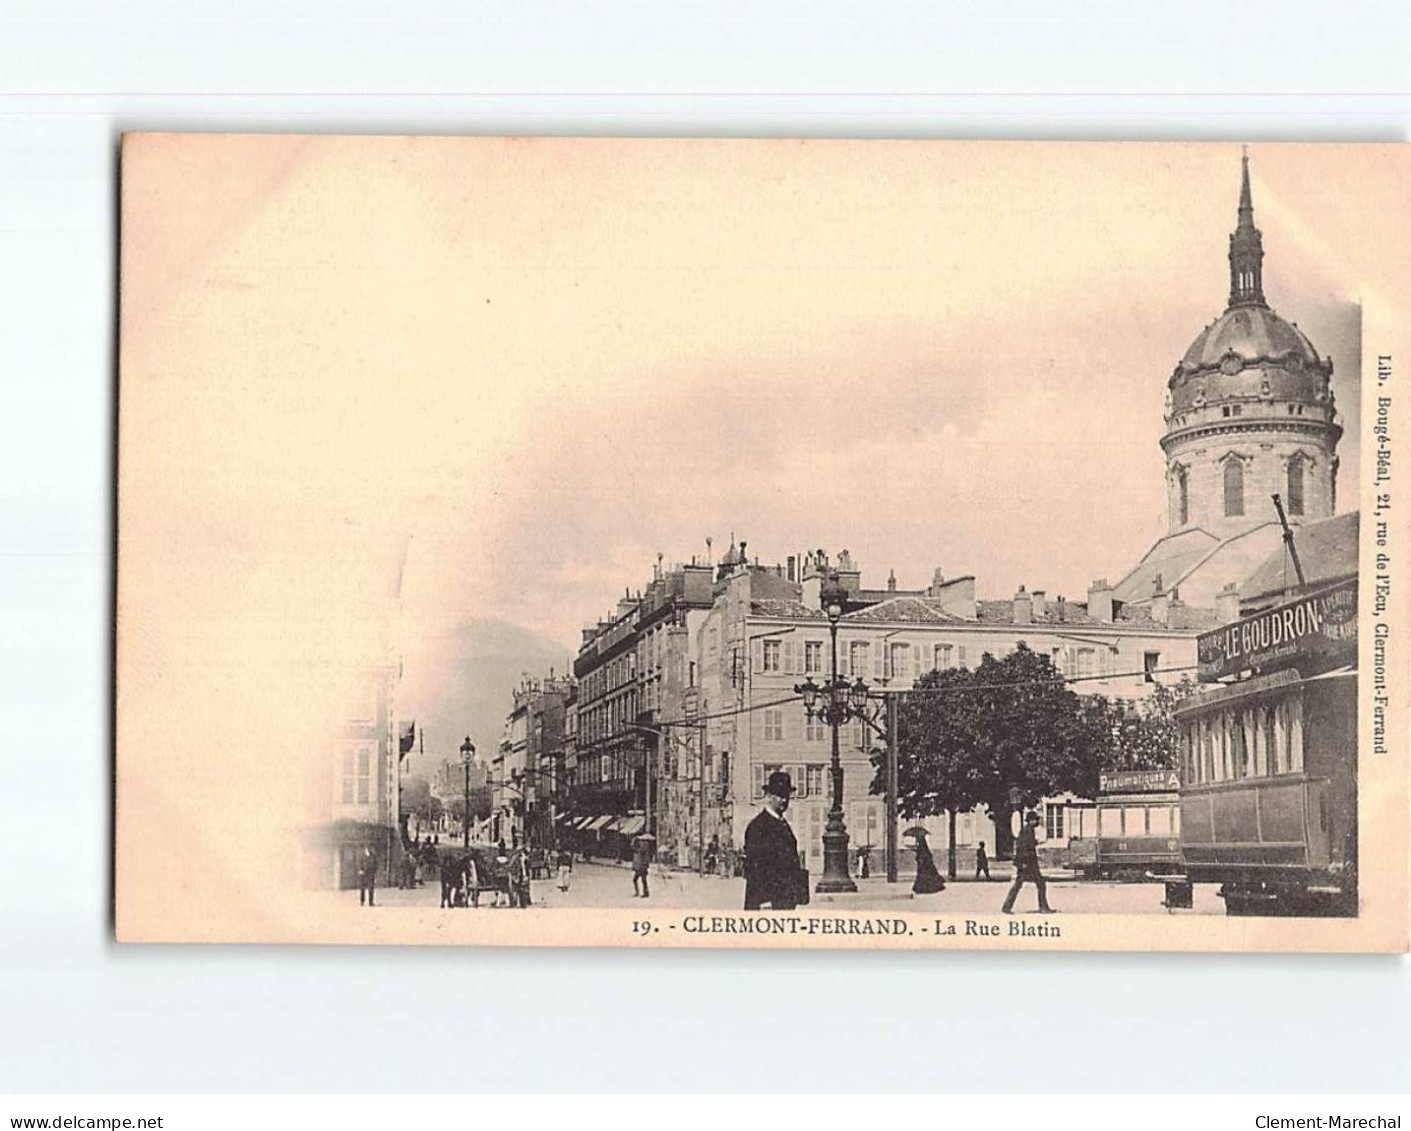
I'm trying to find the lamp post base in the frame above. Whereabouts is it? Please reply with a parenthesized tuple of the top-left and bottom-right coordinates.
(816, 826, 857, 893)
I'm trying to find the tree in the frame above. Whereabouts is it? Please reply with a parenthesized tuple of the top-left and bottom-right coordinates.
(1100, 676, 1199, 772)
(872, 644, 1112, 861)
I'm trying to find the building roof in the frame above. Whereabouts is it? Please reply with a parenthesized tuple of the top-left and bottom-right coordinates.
(751, 594, 1216, 634)
(842, 596, 968, 625)
(1240, 511, 1359, 606)
(1112, 527, 1222, 605)
(974, 600, 1217, 634)
(1180, 303, 1323, 374)
(749, 599, 825, 620)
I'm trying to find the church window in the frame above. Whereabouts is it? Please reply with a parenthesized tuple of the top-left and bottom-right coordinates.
(1223, 458, 1245, 517)
(1287, 454, 1305, 516)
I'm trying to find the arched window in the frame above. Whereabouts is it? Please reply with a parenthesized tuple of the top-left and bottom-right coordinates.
(1223, 458, 1245, 517)
(1287, 453, 1305, 516)
(1176, 465, 1189, 526)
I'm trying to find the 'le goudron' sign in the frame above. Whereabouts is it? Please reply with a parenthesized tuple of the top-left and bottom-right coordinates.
(1197, 577, 1358, 681)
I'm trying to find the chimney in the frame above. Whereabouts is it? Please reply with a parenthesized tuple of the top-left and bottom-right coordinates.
(1216, 582, 1241, 624)
(1056, 596, 1067, 622)
(1032, 589, 1047, 619)
(705, 536, 713, 566)
(1013, 585, 1033, 624)
(887, 569, 897, 593)
(927, 567, 945, 596)
(930, 575, 976, 620)
(1088, 578, 1114, 623)
(1151, 588, 1170, 626)
(787, 555, 797, 582)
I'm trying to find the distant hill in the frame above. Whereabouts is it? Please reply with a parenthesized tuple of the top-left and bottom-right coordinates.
(397, 617, 574, 778)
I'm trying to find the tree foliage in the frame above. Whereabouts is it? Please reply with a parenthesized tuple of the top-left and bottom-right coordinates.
(1096, 676, 1199, 772)
(871, 644, 1112, 840)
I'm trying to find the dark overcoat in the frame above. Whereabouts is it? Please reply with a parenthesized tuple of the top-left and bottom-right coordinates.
(743, 809, 801, 910)
(1013, 826, 1041, 880)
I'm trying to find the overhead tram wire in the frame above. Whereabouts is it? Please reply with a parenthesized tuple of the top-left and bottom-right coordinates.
(641, 663, 1204, 731)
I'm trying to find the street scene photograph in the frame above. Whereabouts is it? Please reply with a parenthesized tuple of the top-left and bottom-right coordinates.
(114, 136, 1401, 948)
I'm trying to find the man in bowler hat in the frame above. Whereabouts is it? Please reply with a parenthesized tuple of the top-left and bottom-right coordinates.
(1002, 812, 1054, 914)
(743, 770, 803, 911)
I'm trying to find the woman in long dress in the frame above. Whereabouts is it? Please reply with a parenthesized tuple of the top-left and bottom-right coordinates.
(910, 830, 946, 895)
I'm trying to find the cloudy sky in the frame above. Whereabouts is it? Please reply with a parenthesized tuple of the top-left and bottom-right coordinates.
(121, 137, 1389, 762)
(384, 139, 1368, 650)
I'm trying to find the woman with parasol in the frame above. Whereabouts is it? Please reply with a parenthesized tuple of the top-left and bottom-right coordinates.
(904, 824, 946, 895)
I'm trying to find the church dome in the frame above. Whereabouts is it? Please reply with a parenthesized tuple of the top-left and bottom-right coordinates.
(1179, 304, 1323, 374)
(1165, 153, 1333, 419)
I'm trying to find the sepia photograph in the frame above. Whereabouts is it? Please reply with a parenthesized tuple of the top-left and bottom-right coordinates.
(115, 136, 1406, 950)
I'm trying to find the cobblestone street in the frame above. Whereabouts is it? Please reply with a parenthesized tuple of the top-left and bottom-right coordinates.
(345, 860, 1225, 915)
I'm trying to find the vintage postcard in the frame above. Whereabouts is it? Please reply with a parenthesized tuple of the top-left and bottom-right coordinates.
(116, 136, 1408, 951)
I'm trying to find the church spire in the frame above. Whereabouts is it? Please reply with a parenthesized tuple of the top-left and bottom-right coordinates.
(1227, 147, 1266, 309)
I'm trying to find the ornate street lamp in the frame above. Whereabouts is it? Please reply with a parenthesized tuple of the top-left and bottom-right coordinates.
(459, 735, 476, 849)
(794, 569, 859, 894)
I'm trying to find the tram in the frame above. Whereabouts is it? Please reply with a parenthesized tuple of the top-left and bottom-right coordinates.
(1068, 770, 1182, 880)
(1174, 576, 1358, 916)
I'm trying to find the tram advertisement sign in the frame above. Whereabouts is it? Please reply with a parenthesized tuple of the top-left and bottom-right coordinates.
(1098, 770, 1180, 793)
(1197, 578, 1358, 680)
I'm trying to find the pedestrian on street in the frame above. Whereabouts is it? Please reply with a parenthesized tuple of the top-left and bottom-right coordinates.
(975, 841, 992, 881)
(556, 846, 574, 893)
(357, 845, 378, 907)
(908, 829, 945, 895)
(1002, 812, 1055, 914)
(631, 832, 654, 898)
(743, 770, 806, 911)
(704, 833, 720, 876)
(509, 847, 531, 908)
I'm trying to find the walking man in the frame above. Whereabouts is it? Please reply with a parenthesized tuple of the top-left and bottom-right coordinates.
(508, 847, 531, 908)
(743, 770, 803, 911)
(631, 832, 654, 898)
(975, 841, 991, 881)
(357, 845, 378, 907)
(1002, 812, 1054, 914)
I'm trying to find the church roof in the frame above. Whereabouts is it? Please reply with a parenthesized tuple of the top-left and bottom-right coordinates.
(1240, 511, 1359, 608)
(1179, 304, 1324, 373)
(1112, 527, 1221, 604)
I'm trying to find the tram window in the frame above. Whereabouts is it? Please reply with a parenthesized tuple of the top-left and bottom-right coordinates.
(1148, 807, 1172, 835)
(1171, 806, 1181, 834)
(1231, 720, 1248, 779)
(1124, 806, 1148, 835)
(1099, 808, 1122, 836)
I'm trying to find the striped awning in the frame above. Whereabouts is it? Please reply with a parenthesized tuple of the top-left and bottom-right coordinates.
(614, 815, 647, 837)
(584, 815, 615, 831)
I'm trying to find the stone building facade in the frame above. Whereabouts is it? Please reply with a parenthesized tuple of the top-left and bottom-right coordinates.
(569, 560, 715, 860)
(694, 547, 1211, 875)
(305, 655, 403, 889)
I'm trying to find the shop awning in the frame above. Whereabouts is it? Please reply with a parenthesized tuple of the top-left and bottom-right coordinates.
(614, 815, 647, 837)
(584, 815, 615, 831)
